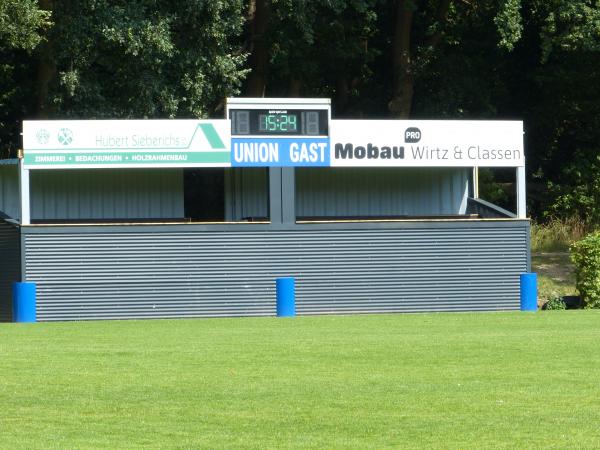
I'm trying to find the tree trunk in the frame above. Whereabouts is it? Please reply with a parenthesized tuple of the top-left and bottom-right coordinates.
(36, 0, 55, 118)
(288, 76, 302, 97)
(388, 0, 414, 118)
(244, 0, 270, 97)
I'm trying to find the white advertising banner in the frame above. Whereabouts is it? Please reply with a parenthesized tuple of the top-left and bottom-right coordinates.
(22, 118, 524, 169)
(22, 119, 231, 169)
(330, 120, 524, 167)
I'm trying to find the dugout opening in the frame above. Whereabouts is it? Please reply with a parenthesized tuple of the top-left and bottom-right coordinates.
(0, 163, 518, 225)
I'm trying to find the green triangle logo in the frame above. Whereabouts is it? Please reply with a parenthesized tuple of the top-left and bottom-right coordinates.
(198, 123, 226, 149)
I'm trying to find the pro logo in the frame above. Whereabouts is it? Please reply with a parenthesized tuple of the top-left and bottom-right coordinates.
(404, 127, 421, 143)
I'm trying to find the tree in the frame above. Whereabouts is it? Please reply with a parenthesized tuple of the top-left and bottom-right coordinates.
(0, 0, 51, 156)
(243, 0, 378, 115)
(388, 0, 451, 118)
(244, 0, 270, 97)
(42, 0, 248, 119)
(517, 0, 600, 222)
(0, 0, 51, 50)
(386, 0, 525, 118)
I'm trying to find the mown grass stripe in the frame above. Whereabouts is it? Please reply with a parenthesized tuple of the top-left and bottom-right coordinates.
(1, 312, 599, 449)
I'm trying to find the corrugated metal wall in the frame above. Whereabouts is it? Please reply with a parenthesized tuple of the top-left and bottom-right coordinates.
(23, 221, 528, 321)
(0, 220, 20, 321)
(0, 162, 20, 220)
(30, 169, 184, 221)
(296, 167, 469, 216)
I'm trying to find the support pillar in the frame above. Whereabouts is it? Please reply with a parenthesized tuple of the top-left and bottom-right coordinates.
(19, 158, 30, 225)
(517, 165, 526, 219)
(269, 167, 295, 225)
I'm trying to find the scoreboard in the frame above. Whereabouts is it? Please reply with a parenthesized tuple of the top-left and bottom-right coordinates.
(230, 109, 328, 136)
(226, 98, 331, 166)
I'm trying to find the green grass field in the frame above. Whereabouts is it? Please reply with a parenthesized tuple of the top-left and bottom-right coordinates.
(2, 312, 600, 449)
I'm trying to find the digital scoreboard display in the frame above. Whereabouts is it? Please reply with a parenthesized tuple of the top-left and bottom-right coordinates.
(258, 112, 298, 133)
(230, 109, 328, 136)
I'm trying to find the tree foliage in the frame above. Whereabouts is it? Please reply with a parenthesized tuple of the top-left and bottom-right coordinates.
(46, 0, 247, 118)
(571, 231, 600, 308)
(521, 0, 600, 222)
(0, 0, 52, 51)
(0, 0, 52, 156)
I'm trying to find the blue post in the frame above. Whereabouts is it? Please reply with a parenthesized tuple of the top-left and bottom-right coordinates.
(520, 273, 537, 311)
(12, 282, 37, 323)
(276, 277, 295, 317)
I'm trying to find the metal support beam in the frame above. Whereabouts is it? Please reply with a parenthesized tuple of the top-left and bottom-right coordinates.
(517, 165, 526, 219)
(281, 167, 295, 224)
(19, 159, 30, 225)
(472, 167, 479, 198)
(269, 167, 296, 225)
(269, 168, 283, 224)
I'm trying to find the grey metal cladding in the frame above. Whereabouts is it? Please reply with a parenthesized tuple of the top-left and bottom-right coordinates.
(29, 169, 184, 221)
(0, 163, 20, 220)
(296, 167, 469, 216)
(23, 221, 529, 321)
(0, 220, 21, 321)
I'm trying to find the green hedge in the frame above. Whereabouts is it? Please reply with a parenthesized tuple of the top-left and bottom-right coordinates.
(570, 231, 600, 308)
(544, 296, 567, 310)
